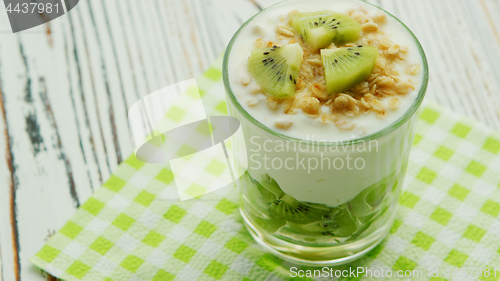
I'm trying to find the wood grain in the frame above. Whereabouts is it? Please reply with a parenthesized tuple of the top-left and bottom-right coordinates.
(0, 82, 20, 281)
(0, 0, 498, 280)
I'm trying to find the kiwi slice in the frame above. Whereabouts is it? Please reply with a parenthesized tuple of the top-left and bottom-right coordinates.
(242, 197, 286, 233)
(244, 177, 274, 209)
(251, 215, 286, 233)
(289, 11, 361, 50)
(247, 43, 303, 98)
(259, 174, 285, 200)
(269, 194, 329, 224)
(244, 199, 286, 234)
(347, 180, 388, 218)
(256, 183, 278, 203)
(345, 213, 376, 241)
(261, 175, 330, 224)
(321, 45, 378, 94)
(287, 207, 357, 237)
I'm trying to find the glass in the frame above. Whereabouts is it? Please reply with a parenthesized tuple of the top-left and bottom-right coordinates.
(223, 0, 428, 266)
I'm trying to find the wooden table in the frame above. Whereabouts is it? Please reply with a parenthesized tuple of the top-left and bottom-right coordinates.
(0, 0, 499, 280)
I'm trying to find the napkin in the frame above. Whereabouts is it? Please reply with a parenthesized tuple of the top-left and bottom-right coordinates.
(31, 56, 500, 281)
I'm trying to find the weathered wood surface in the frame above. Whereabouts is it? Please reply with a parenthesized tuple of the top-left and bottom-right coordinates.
(0, 0, 499, 280)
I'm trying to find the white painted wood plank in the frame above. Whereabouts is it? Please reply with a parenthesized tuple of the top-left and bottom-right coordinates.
(395, 1, 449, 107)
(1, 12, 114, 278)
(429, 0, 489, 124)
(0, 2, 118, 281)
(473, 0, 500, 87)
(0, 243, 3, 281)
(131, 0, 172, 90)
(127, 0, 162, 95)
(459, 0, 500, 129)
(444, 0, 500, 129)
(0, 239, 3, 281)
(208, 0, 250, 53)
(70, 4, 116, 179)
(0, 8, 18, 279)
(157, 0, 196, 81)
(83, 0, 132, 165)
(0, 31, 80, 281)
(188, 0, 219, 64)
(197, 0, 230, 56)
(0, 83, 14, 281)
(65, 6, 113, 185)
(396, 0, 472, 117)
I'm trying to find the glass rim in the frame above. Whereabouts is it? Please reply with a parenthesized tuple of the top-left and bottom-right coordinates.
(222, 0, 429, 146)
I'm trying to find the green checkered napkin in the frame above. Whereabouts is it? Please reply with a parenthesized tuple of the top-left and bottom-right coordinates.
(31, 56, 500, 280)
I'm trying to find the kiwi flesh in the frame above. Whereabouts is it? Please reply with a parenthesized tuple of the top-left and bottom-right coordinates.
(287, 206, 357, 237)
(242, 196, 286, 233)
(321, 45, 378, 94)
(245, 174, 285, 204)
(268, 194, 329, 224)
(259, 174, 285, 200)
(247, 43, 303, 98)
(251, 215, 286, 233)
(290, 11, 361, 50)
(243, 176, 275, 210)
(347, 179, 389, 218)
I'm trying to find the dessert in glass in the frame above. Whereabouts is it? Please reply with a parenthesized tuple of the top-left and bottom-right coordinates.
(223, 0, 428, 266)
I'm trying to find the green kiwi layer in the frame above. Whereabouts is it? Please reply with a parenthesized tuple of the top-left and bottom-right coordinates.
(241, 172, 401, 242)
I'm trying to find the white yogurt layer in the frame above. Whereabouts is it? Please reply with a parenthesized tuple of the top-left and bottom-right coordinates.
(226, 0, 426, 207)
(228, 0, 424, 142)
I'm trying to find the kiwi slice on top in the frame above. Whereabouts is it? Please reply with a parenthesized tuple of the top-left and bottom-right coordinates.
(321, 45, 378, 94)
(289, 11, 361, 50)
(247, 43, 303, 98)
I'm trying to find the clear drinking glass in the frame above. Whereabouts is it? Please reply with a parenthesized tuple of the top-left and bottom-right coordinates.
(223, 0, 428, 266)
